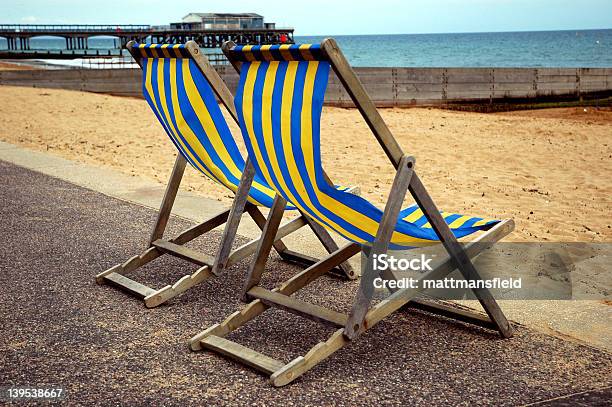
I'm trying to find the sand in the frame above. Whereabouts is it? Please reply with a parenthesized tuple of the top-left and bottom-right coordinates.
(0, 85, 610, 242)
(0, 61, 40, 70)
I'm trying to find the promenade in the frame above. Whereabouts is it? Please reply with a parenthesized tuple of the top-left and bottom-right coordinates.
(0, 142, 610, 404)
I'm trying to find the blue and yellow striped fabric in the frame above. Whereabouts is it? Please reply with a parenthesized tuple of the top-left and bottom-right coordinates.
(233, 45, 499, 248)
(136, 43, 284, 208)
(133, 43, 191, 59)
(226, 44, 324, 62)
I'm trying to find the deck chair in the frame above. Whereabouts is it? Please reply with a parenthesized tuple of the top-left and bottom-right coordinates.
(95, 41, 356, 308)
(189, 39, 515, 386)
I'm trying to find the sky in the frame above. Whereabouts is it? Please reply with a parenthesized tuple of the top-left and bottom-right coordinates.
(4, 0, 612, 36)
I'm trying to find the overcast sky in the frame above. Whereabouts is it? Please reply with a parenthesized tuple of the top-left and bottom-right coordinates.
(5, 0, 612, 35)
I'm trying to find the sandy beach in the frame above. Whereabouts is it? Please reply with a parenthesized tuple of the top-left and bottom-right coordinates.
(0, 61, 42, 70)
(0, 84, 610, 242)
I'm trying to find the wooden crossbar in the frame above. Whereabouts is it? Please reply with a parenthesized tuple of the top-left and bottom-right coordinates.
(171, 208, 231, 245)
(405, 298, 497, 331)
(249, 287, 348, 327)
(151, 239, 215, 267)
(201, 335, 284, 375)
(103, 272, 157, 299)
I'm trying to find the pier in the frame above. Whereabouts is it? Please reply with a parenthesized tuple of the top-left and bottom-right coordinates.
(0, 24, 294, 58)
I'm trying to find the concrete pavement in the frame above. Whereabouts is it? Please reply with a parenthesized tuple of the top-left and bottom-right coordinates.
(0, 140, 610, 352)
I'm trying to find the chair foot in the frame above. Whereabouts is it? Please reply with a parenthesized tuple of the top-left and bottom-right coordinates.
(405, 297, 513, 337)
(95, 264, 122, 285)
(100, 272, 157, 299)
(189, 298, 268, 351)
(144, 266, 214, 308)
(95, 246, 161, 284)
(270, 328, 347, 387)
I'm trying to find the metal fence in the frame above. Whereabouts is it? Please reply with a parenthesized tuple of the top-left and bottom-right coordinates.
(0, 24, 151, 32)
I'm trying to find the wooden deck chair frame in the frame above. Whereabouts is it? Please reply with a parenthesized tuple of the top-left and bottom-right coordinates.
(96, 41, 356, 308)
(189, 38, 515, 386)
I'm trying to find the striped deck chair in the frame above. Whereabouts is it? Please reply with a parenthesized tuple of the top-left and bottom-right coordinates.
(190, 39, 515, 386)
(96, 41, 356, 308)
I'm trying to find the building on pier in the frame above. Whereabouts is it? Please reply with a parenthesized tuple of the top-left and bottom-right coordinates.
(172, 13, 270, 30)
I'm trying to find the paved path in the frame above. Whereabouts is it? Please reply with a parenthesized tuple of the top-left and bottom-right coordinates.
(1, 160, 611, 405)
(0, 141, 610, 352)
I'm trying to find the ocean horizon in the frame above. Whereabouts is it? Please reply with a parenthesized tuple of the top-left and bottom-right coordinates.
(296, 29, 612, 67)
(1, 28, 611, 67)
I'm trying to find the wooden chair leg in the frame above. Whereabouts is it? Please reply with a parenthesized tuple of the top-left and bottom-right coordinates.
(241, 194, 288, 300)
(143, 266, 213, 308)
(344, 155, 415, 340)
(245, 204, 289, 256)
(253, 208, 355, 276)
(211, 158, 256, 276)
(270, 328, 347, 386)
(409, 174, 513, 338)
(303, 216, 357, 280)
(149, 155, 187, 245)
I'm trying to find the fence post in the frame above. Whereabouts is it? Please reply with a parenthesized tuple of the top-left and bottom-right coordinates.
(392, 68, 398, 107)
(489, 68, 495, 104)
(577, 68, 582, 102)
(442, 68, 448, 103)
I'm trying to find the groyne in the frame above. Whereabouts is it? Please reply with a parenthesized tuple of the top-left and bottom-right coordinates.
(1, 66, 610, 107)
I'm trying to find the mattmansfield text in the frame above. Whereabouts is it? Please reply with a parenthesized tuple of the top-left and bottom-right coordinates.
(373, 277, 523, 290)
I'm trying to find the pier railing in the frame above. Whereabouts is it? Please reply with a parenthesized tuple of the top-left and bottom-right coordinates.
(0, 49, 125, 58)
(0, 24, 151, 33)
(0, 24, 295, 33)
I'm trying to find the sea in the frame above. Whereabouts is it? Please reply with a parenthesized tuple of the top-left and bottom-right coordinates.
(1, 29, 611, 67)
